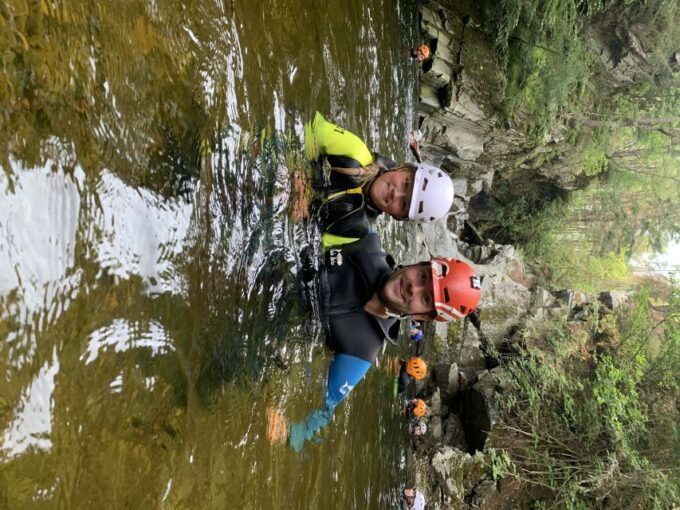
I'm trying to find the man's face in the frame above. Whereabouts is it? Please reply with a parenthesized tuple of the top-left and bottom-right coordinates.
(380, 263, 434, 319)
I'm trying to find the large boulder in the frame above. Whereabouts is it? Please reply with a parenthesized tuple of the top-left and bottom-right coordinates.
(424, 117, 485, 161)
(434, 362, 460, 395)
(474, 245, 534, 343)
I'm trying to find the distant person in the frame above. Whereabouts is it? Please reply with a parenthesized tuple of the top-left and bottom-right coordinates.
(404, 398, 427, 419)
(410, 419, 427, 438)
(410, 44, 431, 61)
(409, 321, 424, 342)
(400, 487, 426, 510)
(397, 357, 427, 394)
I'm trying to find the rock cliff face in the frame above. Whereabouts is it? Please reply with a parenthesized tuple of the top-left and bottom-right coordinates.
(413, 0, 641, 241)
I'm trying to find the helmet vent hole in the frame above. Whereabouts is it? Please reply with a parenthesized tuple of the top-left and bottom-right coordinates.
(443, 287, 450, 303)
(418, 201, 424, 214)
(422, 178, 429, 191)
(441, 264, 448, 276)
(460, 305, 467, 314)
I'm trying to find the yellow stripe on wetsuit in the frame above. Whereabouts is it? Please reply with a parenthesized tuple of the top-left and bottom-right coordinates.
(320, 187, 365, 250)
(325, 187, 363, 202)
(321, 233, 360, 250)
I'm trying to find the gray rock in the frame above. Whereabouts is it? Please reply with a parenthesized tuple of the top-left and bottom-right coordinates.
(480, 170, 495, 191)
(434, 124, 484, 161)
(451, 195, 467, 213)
(451, 178, 468, 197)
(418, 219, 463, 259)
(599, 290, 627, 310)
(431, 416, 443, 439)
(431, 445, 465, 479)
(553, 289, 590, 308)
(419, 84, 441, 110)
(468, 178, 484, 197)
(449, 92, 487, 123)
(421, 57, 453, 89)
(434, 363, 460, 395)
(430, 387, 442, 415)
(534, 286, 555, 308)
(430, 447, 490, 507)
(468, 478, 498, 508)
(458, 341, 487, 370)
(442, 414, 467, 450)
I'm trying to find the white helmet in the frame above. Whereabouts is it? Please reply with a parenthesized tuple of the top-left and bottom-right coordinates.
(408, 163, 454, 223)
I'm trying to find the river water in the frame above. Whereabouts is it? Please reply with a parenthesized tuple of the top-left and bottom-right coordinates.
(0, 0, 420, 508)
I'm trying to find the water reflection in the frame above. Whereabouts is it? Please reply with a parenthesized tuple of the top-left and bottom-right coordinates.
(0, 0, 418, 507)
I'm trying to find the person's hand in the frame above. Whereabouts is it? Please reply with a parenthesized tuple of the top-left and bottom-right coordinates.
(266, 406, 288, 444)
(290, 168, 309, 221)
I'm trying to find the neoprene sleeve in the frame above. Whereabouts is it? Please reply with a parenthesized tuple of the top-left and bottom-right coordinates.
(288, 353, 371, 451)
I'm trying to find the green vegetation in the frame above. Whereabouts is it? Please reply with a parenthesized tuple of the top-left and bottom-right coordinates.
(473, 4, 680, 505)
(475, 0, 680, 289)
(492, 284, 680, 508)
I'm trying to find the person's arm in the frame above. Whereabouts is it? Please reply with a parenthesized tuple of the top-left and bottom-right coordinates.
(288, 353, 371, 451)
(308, 112, 374, 166)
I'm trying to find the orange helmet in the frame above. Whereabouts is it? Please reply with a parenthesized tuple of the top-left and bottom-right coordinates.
(417, 44, 431, 60)
(412, 399, 427, 417)
(430, 258, 481, 322)
(405, 357, 427, 380)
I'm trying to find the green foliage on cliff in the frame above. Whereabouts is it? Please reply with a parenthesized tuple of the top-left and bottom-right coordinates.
(494, 285, 680, 508)
(489, 0, 679, 137)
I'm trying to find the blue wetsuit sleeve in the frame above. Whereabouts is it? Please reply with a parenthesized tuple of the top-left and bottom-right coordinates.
(288, 353, 371, 451)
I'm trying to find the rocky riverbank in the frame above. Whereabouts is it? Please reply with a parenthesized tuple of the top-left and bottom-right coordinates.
(404, 1, 635, 507)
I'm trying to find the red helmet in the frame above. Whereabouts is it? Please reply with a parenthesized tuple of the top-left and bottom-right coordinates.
(430, 258, 481, 322)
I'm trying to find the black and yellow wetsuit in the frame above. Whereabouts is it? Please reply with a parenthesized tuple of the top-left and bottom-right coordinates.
(305, 112, 397, 250)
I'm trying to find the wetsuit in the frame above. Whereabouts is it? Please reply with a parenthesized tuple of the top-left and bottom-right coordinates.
(288, 233, 400, 451)
(306, 112, 398, 249)
(397, 363, 414, 394)
(317, 153, 397, 245)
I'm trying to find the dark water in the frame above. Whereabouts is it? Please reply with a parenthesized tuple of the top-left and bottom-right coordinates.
(0, 0, 420, 508)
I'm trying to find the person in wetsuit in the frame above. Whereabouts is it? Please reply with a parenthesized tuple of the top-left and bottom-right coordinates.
(307, 112, 456, 248)
(266, 233, 482, 451)
(404, 398, 427, 419)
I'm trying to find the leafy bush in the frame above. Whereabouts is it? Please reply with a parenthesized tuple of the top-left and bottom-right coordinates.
(492, 285, 680, 508)
(488, 0, 611, 137)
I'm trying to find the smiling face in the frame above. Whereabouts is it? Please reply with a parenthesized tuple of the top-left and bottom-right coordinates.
(379, 263, 435, 319)
(368, 169, 414, 220)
